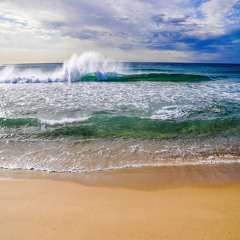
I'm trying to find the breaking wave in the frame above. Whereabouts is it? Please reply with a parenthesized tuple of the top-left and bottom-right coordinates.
(0, 52, 122, 83)
(0, 52, 210, 83)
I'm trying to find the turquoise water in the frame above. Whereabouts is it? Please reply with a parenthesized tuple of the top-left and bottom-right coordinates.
(0, 53, 239, 172)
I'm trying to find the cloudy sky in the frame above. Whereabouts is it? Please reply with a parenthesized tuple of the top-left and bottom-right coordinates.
(0, 0, 239, 63)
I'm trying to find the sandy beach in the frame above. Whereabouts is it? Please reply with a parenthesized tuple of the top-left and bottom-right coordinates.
(0, 165, 240, 240)
(1, 0, 240, 239)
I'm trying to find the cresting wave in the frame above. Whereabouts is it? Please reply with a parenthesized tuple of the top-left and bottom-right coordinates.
(0, 52, 122, 83)
(0, 52, 210, 83)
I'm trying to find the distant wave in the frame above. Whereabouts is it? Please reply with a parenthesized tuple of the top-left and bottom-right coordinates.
(0, 70, 210, 83)
(0, 52, 210, 83)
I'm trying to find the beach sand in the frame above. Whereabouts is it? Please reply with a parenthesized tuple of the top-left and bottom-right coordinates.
(0, 165, 240, 240)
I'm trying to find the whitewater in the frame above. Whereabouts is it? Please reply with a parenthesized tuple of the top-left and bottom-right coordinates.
(0, 52, 239, 173)
(0, 52, 123, 83)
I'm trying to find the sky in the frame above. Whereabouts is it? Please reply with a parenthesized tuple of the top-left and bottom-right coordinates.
(0, 0, 239, 63)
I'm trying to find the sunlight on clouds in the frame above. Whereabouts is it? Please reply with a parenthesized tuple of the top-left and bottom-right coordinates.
(0, 0, 239, 63)
(200, 0, 239, 26)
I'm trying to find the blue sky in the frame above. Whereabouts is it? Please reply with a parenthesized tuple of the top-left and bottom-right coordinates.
(0, 0, 239, 63)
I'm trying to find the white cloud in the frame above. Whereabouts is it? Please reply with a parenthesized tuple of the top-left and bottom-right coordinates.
(200, 0, 239, 27)
(0, 0, 239, 63)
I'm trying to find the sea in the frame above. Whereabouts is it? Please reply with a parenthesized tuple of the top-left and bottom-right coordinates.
(0, 52, 239, 174)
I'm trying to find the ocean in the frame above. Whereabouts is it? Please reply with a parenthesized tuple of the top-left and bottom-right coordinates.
(0, 52, 239, 173)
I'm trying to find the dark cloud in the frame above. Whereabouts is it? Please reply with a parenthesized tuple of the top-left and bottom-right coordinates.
(144, 27, 240, 62)
(66, 29, 106, 40)
(152, 14, 188, 25)
(151, 14, 165, 23)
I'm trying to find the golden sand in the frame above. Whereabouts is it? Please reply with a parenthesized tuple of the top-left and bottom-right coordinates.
(0, 178, 240, 240)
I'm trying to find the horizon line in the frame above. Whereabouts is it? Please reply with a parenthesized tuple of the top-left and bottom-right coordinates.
(1, 61, 240, 65)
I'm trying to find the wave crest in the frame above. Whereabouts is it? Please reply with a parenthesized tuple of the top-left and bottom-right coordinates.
(0, 52, 212, 83)
(62, 52, 122, 82)
(0, 52, 123, 83)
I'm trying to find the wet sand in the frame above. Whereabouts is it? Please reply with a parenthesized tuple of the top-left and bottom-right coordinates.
(1, 163, 240, 189)
(0, 164, 240, 240)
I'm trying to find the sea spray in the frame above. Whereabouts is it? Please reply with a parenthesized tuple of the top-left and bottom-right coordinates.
(0, 52, 123, 83)
(61, 52, 123, 82)
(0, 65, 15, 83)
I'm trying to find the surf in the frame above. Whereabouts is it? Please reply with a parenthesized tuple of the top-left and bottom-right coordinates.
(0, 52, 123, 83)
(0, 52, 211, 83)
(1, 116, 239, 140)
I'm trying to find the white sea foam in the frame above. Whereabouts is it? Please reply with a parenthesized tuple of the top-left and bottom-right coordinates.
(0, 137, 239, 174)
(150, 105, 191, 120)
(39, 117, 90, 126)
(1, 159, 240, 174)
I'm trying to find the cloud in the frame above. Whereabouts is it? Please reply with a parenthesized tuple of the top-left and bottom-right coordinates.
(0, 0, 239, 63)
(152, 14, 188, 25)
(200, 0, 239, 26)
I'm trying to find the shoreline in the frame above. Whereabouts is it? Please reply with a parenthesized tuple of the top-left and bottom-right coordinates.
(1, 162, 240, 189)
